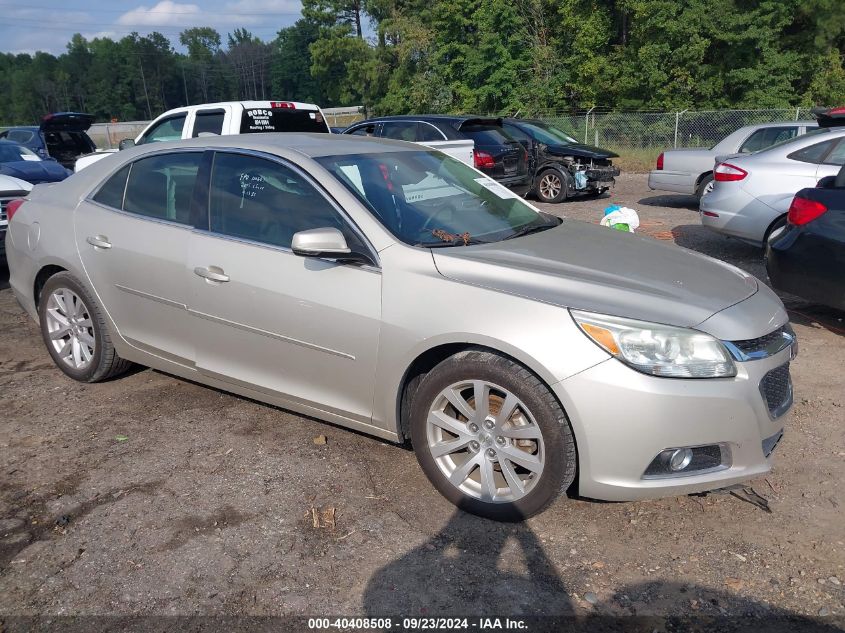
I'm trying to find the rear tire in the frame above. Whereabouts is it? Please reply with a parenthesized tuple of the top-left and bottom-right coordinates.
(38, 272, 133, 383)
(696, 173, 714, 199)
(410, 350, 576, 521)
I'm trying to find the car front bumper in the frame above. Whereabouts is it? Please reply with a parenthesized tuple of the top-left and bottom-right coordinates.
(552, 344, 793, 501)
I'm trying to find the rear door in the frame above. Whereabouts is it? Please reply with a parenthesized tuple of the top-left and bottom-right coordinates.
(74, 151, 203, 366)
(187, 150, 381, 423)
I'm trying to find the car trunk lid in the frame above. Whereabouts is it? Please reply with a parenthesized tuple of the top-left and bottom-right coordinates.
(39, 112, 94, 133)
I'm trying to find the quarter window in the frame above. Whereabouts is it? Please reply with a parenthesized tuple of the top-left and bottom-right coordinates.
(208, 152, 353, 250)
(788, 140, 835, 164)
(381, 121, 419, 142)
(139, 115, 187, 145)
(822, 140, 845, 166)
(92, 165, 131, 209)
(417, 123, 446, 142)
(123, 153, 202, 224)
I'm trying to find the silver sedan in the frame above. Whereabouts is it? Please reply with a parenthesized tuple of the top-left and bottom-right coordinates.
(701, 127, 845, 245)
(5, 134, 796, 520)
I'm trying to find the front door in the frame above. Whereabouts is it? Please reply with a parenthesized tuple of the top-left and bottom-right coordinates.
(187, 151, 382, 424)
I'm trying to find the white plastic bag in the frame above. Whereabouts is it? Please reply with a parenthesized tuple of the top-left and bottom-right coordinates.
(600, 206, 640, 232)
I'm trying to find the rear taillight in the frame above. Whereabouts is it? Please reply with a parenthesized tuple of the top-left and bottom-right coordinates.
(656, 152, 664, 170)
(714, 162, 748, 182)
(271, 101, 295, 109)
(474, 150, 495, 169)
(6, 198, 25, 222)
(787, 195, 827, 225)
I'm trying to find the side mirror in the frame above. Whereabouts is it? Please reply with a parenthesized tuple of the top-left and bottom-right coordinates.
(291, 227, 374, 266)
(118, 138, 136, 150)
(817, 175, 837, 189)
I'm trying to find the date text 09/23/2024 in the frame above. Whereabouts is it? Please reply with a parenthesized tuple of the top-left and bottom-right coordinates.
(308, 618, 528, 630)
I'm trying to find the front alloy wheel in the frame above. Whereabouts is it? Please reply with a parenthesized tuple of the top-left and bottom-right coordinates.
(537, 171, 566, 203)
(410, 350, 576, 521)
(45, 288, 96, 370)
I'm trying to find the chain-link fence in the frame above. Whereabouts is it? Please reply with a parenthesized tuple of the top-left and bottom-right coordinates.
(537, 108, 814, 151)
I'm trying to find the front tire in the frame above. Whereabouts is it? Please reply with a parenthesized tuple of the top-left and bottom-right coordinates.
(410, 350, 576, 521)
(535, 169, 568, 203)
(38, 272, 133, 383)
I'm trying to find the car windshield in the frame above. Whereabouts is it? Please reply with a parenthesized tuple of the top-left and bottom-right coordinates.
(517, 121, 579, 145)
(316, 150, 556, 247)
(0, 144, 39, 162)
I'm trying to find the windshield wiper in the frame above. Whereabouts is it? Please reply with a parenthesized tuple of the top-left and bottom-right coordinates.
(416, 236, 489, 248)
(503, 217, 561, 241)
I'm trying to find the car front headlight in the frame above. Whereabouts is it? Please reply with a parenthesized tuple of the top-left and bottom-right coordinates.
(570, 310, 736, 378)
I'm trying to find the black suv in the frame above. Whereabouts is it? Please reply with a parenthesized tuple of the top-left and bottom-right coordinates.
(0, 112, 96, 170)
(343, 116, 530, 195)
(502, 118, 620, 203)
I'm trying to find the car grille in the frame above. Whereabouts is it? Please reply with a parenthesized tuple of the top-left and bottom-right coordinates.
(725, 324, 796, 361)
(759, 363, 793, 419)
(1, 192, 28, 229)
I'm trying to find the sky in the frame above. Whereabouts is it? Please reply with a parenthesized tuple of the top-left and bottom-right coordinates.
(0, 0, 304, 55)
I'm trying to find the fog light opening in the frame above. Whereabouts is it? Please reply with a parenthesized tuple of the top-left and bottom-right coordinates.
(669, 448, 693, 471)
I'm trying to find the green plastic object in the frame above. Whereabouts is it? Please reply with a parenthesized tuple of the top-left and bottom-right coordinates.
(611, 223, 630, 232)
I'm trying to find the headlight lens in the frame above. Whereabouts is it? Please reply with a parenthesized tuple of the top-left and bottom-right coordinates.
(571, 310, 737, 378)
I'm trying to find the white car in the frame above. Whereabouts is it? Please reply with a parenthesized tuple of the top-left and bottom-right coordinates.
(700, 127, 845, 245)
(648, 121, 817, 198)
(75, 100, 331, 172)
(0, 174, 33, 259)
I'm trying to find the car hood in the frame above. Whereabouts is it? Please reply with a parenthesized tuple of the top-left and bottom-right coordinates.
(432, 220, 759, 329)
(0, 160, 70, 184)
(40, 112, 94, 133)
(544, 143, 618, 159)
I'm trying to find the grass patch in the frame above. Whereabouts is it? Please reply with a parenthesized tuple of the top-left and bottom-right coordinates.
(610, 147, 663, 173)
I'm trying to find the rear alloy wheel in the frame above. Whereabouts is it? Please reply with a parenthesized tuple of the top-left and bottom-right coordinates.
(38, 272, 133, 383)
(536, 169, 568, 203)
(410, 350, 576, 521)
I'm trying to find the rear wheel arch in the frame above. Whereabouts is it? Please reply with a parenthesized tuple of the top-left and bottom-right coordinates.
(695, 171, 714, 189)
(33, 264, 67, 309)
(764, 214, 788, 244)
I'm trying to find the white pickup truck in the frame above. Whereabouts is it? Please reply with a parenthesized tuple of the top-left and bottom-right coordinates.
(76, 101, 476, 171)
(75, 100, 332, 171)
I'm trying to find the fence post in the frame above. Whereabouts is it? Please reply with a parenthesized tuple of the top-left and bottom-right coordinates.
(674, 110, 688, 148)
(584, 107, 595, 144)
(795, 107, 800, 121)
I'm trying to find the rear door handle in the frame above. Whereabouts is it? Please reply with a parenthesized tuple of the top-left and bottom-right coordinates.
(193, 266, 230, 283)
(86, 235, 112, 250)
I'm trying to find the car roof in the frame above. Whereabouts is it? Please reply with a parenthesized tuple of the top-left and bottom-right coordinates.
(156, 100, 324, 118)
(4, 126, 39, 131)
(736, 120, 818, 132)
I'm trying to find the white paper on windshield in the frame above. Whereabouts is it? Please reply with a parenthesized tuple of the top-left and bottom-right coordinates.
(21, 155, 40, 162)
(474, 177, 518, 199)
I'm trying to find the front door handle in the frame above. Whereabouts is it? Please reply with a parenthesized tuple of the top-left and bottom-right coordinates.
(193, 266, 230, 283)
(86, 235, 112, 250)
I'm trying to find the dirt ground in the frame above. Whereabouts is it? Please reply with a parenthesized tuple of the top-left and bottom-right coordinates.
(0, 174, 843, 628)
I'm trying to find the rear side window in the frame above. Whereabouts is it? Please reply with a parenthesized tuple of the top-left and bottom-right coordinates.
(8, 130, 35, 144)
(461, 124, 514, 147)
(417, 123, 445, 142)
(822, 140, 845, 166)
(788, 140, 835, 164)
(140, 115, 187, 145)
(240, 108, 329, 134)
(739, 127, 798, 153)
(92, 164, 130, 209)
(382, 121, 419, 141)
(123, 152, 202, 224)
(192, 110, 225, 137)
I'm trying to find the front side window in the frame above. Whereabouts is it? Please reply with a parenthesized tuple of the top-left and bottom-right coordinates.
(347, 124, 376, 137)
(192, 110, 225, 137)
(317, 151, 555, 247)
(123, 152, 202, 224)
(208, 152, 351, 249)
(140, 115, 187, 145)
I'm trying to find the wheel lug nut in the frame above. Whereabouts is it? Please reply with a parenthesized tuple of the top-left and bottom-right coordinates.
(496, 436, 506, 446)
(468, 423, 479, 433)
(470, 441, 480, 452)
(486, 448, 496, 459)
(484, 419, 495, 430)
